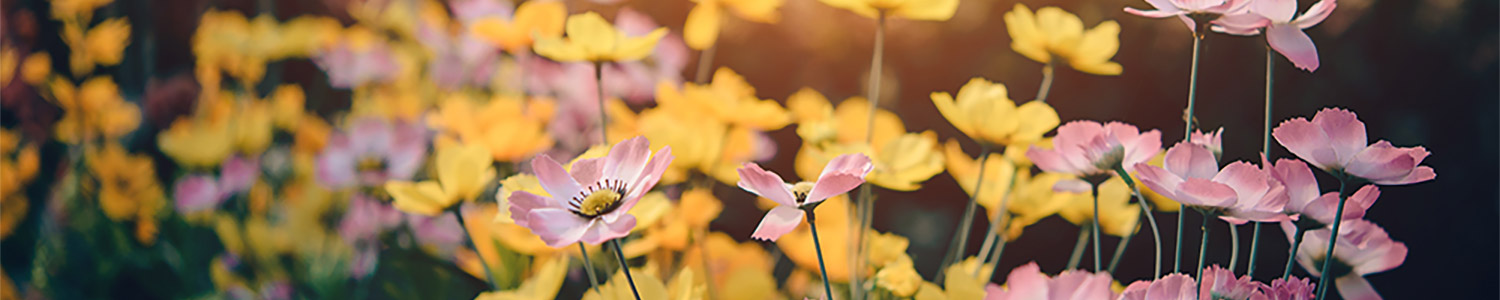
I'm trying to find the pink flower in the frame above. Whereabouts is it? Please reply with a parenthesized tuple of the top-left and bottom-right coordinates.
(508, 136, 674, 247)
(1199, 265, 1266, 300)
(1124, 0, 1252, 33)
(313, 36, 401, 88)
(1265, 157, 1380, 227)
(736, 153, 871, 241)
(984, 262, 1116, 300)
(1254, 277, 1316, 300)
(1119, 273, 1197, 300)
(1028, 121, 1162, 177)
(1191, 127, 1224, 157)
(316, 118, 427, 189)
(418, 23, 500, 90)
(339, 194, 403, 243)
(1272, 108, 1435, 185)
(1213, 0, 1337, 71)
(173, 156, 260, 215)
(1291, 219, 1406, 300)
(1134, 142, 1289, 224)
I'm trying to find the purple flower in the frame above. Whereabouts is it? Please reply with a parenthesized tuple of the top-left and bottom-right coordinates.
(315, 118, 427, 189)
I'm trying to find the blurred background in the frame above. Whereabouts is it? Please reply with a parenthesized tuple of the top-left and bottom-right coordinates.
(1, 0, 1495, 299)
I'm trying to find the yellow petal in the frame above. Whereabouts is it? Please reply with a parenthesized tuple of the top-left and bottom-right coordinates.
(787, 87, 834, 123)
(566, 12, 618, 59)
(20, 52, 51, 85)
(436, 143, 496, 202)
(890, 0, 958, 21)
(818, 0, 879, 19)
(533, 36, 586, 62)
(515, 0, 568, 40)
(85, 18, 132, 67)
(613, 28, 668, 62)
(1069, 21, 1123, 76)
(387, 181, 452, 216)
(1010, 101, 1061, 146)
(583, 269, 670, 300)
(684, 2, 724, 50)
(723, 0, 783, 23)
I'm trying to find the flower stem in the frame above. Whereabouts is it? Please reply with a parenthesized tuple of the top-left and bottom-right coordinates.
(1315, 179, 1352, 299)
(1228, 221, 1240, 273)
(1066, 226, 1090, 270)
(1281, 227, 1306, 279)
(694, 44, 718, 84)
(1196, 212, 1211, 293)
(578, 243, 602, 294)
(1176, 33, 1205, 275)
(807, 210, 836, 300)
(1036, 63, 1055, 103)
(610, 239, 642, 300)
(975, 165, 1020, 278)
(453, 210, 497, 290)
(1247, 46, 1276, 279)
(594, 62, 609, 145)
(850, 13, 887, 298)
(1106, 219, 1134, 275)
(1114, 166, 1162, 277)
(1091, 183, 1102, 273)
(939, 144, 992, 282)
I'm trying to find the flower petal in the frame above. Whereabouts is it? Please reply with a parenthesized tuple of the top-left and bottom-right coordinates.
(751, 206, 804, 241)
(1273, 117, 1340, 170)
(531, 154, 582, 208)
(683, 2, 722, 50)
(1293, 0, 1337, 28)
(580, 213, 637, 245)
(604, 136, 651, 184)
(1267, 24, 1319, 71)
(737, 162, 797, 206)
(526, 208, 592, 247)
(1164, 142, 1219, 180)
(1334, 276, 1382, 300)
(507, 191, 556, 227)
(806, 153, 872, 203)
(1178, 178, 1238, 207)
(613, 146, 673, 222)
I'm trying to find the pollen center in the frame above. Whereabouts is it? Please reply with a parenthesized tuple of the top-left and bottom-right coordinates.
(790, 181, 815, 204)
(570, 179, 628, 218)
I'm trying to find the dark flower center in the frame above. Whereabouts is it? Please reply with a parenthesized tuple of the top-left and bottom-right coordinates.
(570, 179, 627, 218)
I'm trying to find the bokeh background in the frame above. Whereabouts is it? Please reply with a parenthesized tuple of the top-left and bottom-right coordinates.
(1, 0, 1496, 298)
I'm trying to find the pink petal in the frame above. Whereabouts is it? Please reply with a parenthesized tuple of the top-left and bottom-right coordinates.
(1051, 271, 1115, 299)
(570, 157, 604, 187)
(805, 154, 871, 204)
(1333, 276, 1382, 300)
(174, 175, 222, 214)
(508, 191, 556, 227)
(1145, 0, 1185, 12)
(1053, 179, 1094, 194)
(531, 155, 582, 208)
(579, 213, 637, 245)
(1345, 141, 1433, 185)
(751, 206, 805, 241)
(603, 136, 651, 183)
(1054, 121, 1106, 151)
(1253, 0, 1297, 22)
(1267, 24, 1319, 71)
(526, 208, 593, 247)
(315, 138, 357, 188)
(984, 284, 1006, 300)
(612, 146, 673, 222)
(1028, 147, 1080, 175)
(1293, 0, 1337, 28)
(1273, 118, 1340, 170)
(995, 262, 1048, 299)
(1119, 281, 1152, 300)
(1124, 7, 1186, 19)
(1178, 178, 1238, 207)
(1270, 158, 1321, 211)
(1123, 129, 1164, 173)
(1134, 164, 1185, 200)
(737, 163, 797, 207)
(1213, 161, 1273, 203)
(1165, 142, 1220, 180)
(1146, 274, 1198, 300)
(1312, 108, 1367, 164)
(348, 118, 395, 154)
(220, 156, 258, 194)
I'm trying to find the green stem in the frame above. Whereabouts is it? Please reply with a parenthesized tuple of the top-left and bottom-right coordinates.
(595, 62, 609, 145)
(1228, 221, 1240, 273)
(1036, 63, 1055, 103)
(1196, 213, 1210, 294)
(1176, 33, 1205, 275)
(1105, 218, 1134, 275)
(1091, 183, 1102, 273)
(694, 43, 718, 84)
(808, 210, 836, 300)
(1281, 227, 1306, 279)
(1066, 226, 1090, 270)
(453, 210, 497, 290)
(1115, 166, 1162, 277)
(983, 230, 1010, 283)
(1315, 179, 1352, 299)
(975, 165, 1020, 278)
(940, 144, 992, 281)
(610, 239, 642, 300)
(579, 243, 601, 294)
(851, 13, 886, 298)
(1247, 45, 1276, 279)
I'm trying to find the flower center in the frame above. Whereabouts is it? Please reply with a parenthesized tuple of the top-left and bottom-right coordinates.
(570, 179, 627, 218)
(790, 181, 815, 204)
(357, 156, 387, 173)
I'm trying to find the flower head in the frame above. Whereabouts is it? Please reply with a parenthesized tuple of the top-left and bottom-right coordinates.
(684, 0, 784, 50)
(984, 262, 1116, 300)
(1119, 273, 1197, 300)
(1289, 219, 1405, 300)
(1004, 4, 1123, 75)
(533, 12, 668, 63)
(1124, 0, 1252, 34)
(931, 78, 1061, 146)
(1265, 157, 1380, 227)
(818, 0, 959, 21)
(1272, 108, 1435, 185)
(508, 136, 674, 247)
(1256, 277, 1316, 300)
(737, 153, 871, 241)
(1199, 265, 1266, 300)
(1135, 142, 1289, 224)
(1213, 0, 1337, 71)
(315, 117, 427, 189)
(384, 143, 496, 216)
(49, 76, 141, 144)
(1028, 120, 1162, 176)
(469, 0, 567, 53)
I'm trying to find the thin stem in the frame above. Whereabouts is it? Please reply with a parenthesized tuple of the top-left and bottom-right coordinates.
(1175, 204, 1185, 274)
(976, 165, 1021, 277)
(941, 145, 992, 279)
(453, 211, 497, 290)
(1196, 213, 1211, 295)
(1316, 179, 1352, 299)
(595, 62, 609, 145)
(694, 44, 718, 84)
(1176, 33, 1205, 275)
(1036, 63, 1055, 103)
(1248, 45, 1277, 279)
(1281, 227, 1306, 279)
(1106, 219, 1134, 275)
(1091, 183, 1102, 273)
(1229, 221, 1240, 273)
(807, 210, 836, 300)
(610, 239, 643, 300)
(983, 230, 1010, 283)
(579, 243, 602, 294)
(851, 13, 887, 297)
(1066, 226, 1091, 270)
(1115, 166, 1162, 277)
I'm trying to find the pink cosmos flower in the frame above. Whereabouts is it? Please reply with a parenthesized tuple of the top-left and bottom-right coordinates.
(1199, 265, 1266, 300)
(1254, 277, 1316, 300)
(1290, 219, 1405, 300)
(1213, 0, 1337, 71)
(1028, 121, 1162, 177)
(984, 262, 1116, 300)
(1272, 108, 1435, 185)
(736, 153, 871, 241)
(1124, 0, 1252, 33)
(1191, 127, 1224, 157)
(1119, 273, 1197, 300)
(418, 22, 500, 90)
(313, 36, 401, 89)
(1265, 157, 1380, 227)
(508, 136, 674, 247)
(316, 118, 427, 189)
(173, 156, 260, 214)
(1133, 142, 1289, 224)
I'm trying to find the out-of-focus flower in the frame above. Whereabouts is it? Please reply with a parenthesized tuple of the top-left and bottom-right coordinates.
(474, 255, 569, 300)
(684, 0, 783, 49)
(20, 52, 50, 85)
(158, 95, 277, 167)
(418, 23, 501, 90)
(174, 156, 259, 216)
(657, 68, 791, 131)
(943, 139, 1018, 217)
(1119, 273, 1197, 300)
(0, 130, 38, 240)
(1003, 171, 1077, 239)
(582, 269, 671, 300)
(1272, 108, 1435, 185)
(1214, 0, 1337, 71)
(875, 261, 923, 297)
(521, 8, 688, 106)
(534, 12, 667, 63)
(338, 193, 402, 243)
(931, 78, 1060, 146)
(1004, 4, 1123, 75)
(385, 143, 496, 215)
(943, 257, 994, 300)
(1134, 142, 1289, 224)
(1199, 265, 1266, 299)
(1124, 0, 1251, 33)
(197, 11, 339, 87)
(1265, 157, 1379, 227)
(1289, 219, 1405, 300)
(794, 93, 943, 191)
(1057, 176, 1142, 237)
(682, 232, 774, 289)
(316, 117, 427, 189)
(738, 153, 871, 241)
(1257, 277, 1316, 300)
(313, 25, 401, 88)
(984, 262, 1117, 300)
(59, 17, 130, 75)
(817, 0, 959, 21)
(509, 137, 673, 247)
(471, 0, 566, 54)
(87, 143, 165, 244)
(866, 231, 911, 268)
(427, 95, 555, 162)
(492, 174, 562, 255)
(48, 76, 140, 144)
(777, 195, 856, 282)
(1028, 121, 1161, 179)
(51, 0, 112, 20)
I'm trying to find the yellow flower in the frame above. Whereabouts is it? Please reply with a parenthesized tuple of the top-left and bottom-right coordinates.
(794, 94, 942, 191)
(86, 143, 164, 244)
(51, 0, 112, 20)
(667, 268, 709, 300)
(231, 100, 275, 155)
(1004, 4, 1123, 75)
(582, 269, 670, 300)
(683, 232, 773, 288)
(471, 0, 567, 53)
(49, 76, 141, 143)
(21, 52, 52, 85)
(679, 188, 723, 228)
(1057, 176, 1141, 237)
(61, 17, 131, 75)
(875, 260, 923, 297)
(157, 110, 234, 168)
(818, 0, 958, 21)
(656, 69, 791, 131)
(1004, 171, 1072, 240)
(0, 130, 37, 240)
(866, 231, 911, 268)
(684, 0, 784, 50)
(931, 78, 1060, 147)
(942, 256, 993, 300)
(427, 95, 555, 162)
(778, 195, 858, 282)
(943, 139, 1019, 217)
(270, 85, 306, 130)
(534, 12, 668, 63)
(474, 247, 569, 300)
(914, 282, 951, 300)
(386, 143, 496, 215)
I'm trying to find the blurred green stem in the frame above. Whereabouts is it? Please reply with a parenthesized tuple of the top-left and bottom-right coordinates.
(1247, 46, 1276, 278)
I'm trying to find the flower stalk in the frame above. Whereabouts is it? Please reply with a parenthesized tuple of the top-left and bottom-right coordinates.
(1247, 46, 1277, 278)
(939, 144, 991, 280)
(579, 243, 602, 293)
(1091, 183, 1103, 272)
(610, 239, 643, 300)
(1195, 212, 1211, 294)
(851, 11, 887, 297)
(1175, 28, 1207, 275)
(807, 209, 836, 300)
(1066, 226, 1091, 270)
(1316, 178, 1353, 299)
(1112, 166, 1162, 277)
